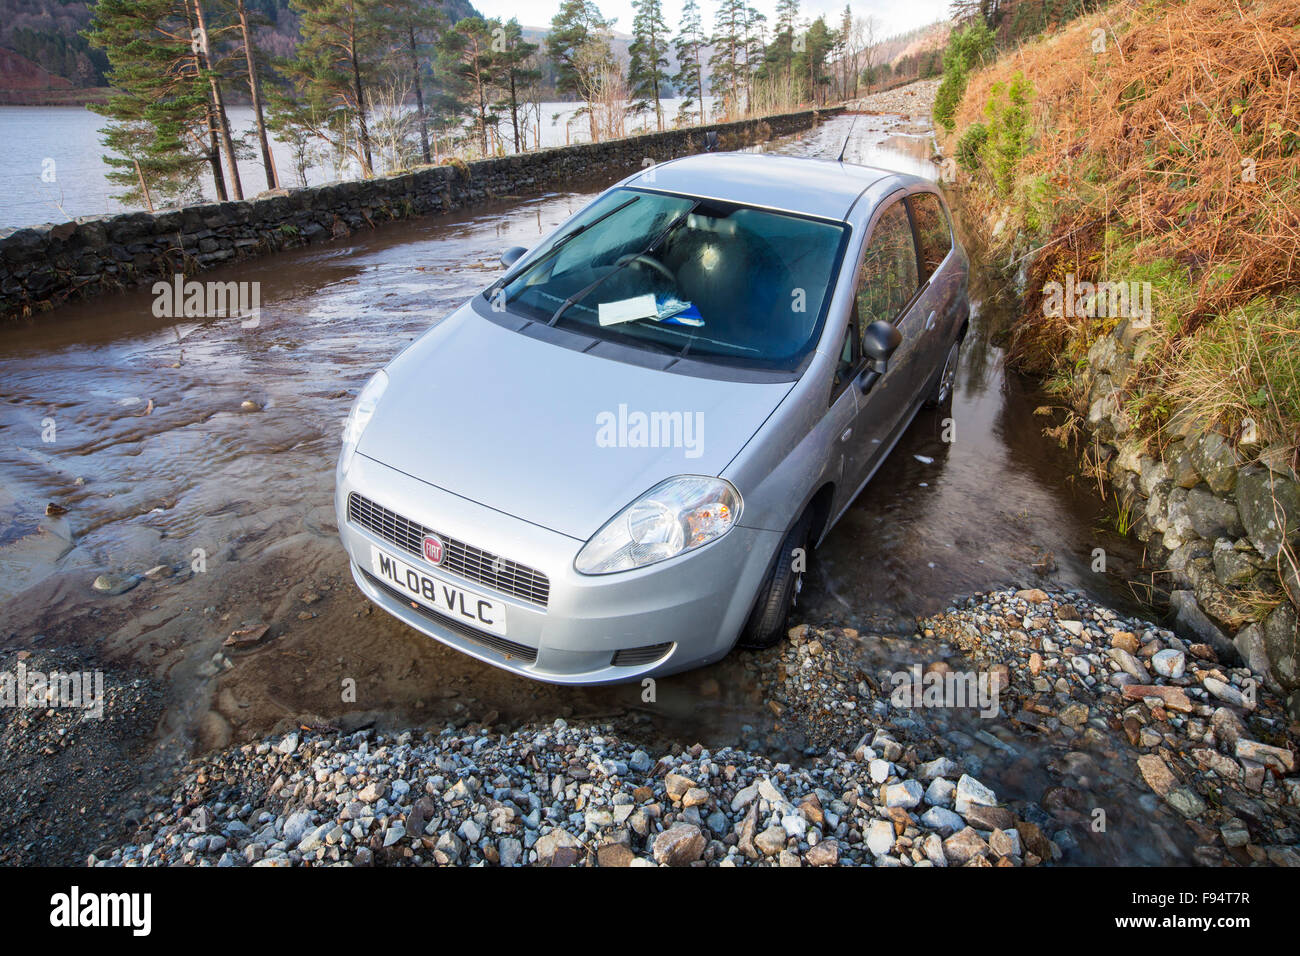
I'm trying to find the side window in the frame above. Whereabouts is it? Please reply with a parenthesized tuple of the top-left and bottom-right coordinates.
(909, 192, 953, 280)
(855, 199, 919, 332)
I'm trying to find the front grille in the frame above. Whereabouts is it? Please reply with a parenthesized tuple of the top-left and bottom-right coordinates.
(362, 570, 539, 664)
(348, 492, 550, 607)
(611, 642, 675, 667)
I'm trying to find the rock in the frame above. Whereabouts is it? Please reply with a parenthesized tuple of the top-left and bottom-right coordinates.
(1111, 631, 1141, 653)
(664, 773, 696, 801)
(498, 838, 523, 867)
(964, 804, 1016, 831)
(1121, 684, 1194, 712)
(943, 827, 989, 864)
(1151, 649, 1186, 679)
(652, 824, 704, 866)
(535, 828, 583, 866)
(358, 780, 386, 803)
(1234, 739, 1295, 773)
(1016, 588, 1050, 603)
(92, 573, 141, 595)
(1137, 754, 1178, 797)
(1233, 624, 1271, 679)
(1236, 467, 1300, 558)
(883, 780, 924, 808)
(1190, 432, 1239, 494)
(754, 825, 788, 857)
(1166, 787, 1207, 818)
(1108, 647, 1151, 681)
(920, 806, 964, 834)
(954, 774, 997, 815)
(432, 830, 463, 862)
(805, 840, 839, 866)
(924, 777, 955, 807)
(1015, 821, 1053, 859)
(1168, 591, 1236, 663)
(1202, 676, 1248, 708)
(1059, 703, 1089, 727)
(1261, 603, 1299, 690)
(866, 819, 896, 855)
(1184, 486, 1244, 539)
(282, 811, 313, 845)
(918, 756, 960, 780)
(989, 828, 1021, 858)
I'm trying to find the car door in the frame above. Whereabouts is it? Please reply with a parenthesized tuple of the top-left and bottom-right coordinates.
(839, 194, 925, 500)
(904, 191, 959, 378)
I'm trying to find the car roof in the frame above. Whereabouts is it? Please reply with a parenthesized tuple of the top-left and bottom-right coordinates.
(622, 152, 926, 222)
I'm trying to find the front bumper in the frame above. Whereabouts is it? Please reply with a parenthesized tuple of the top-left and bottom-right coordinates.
(336, 453, 780, 685)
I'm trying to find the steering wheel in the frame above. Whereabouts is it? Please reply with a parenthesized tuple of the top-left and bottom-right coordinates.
(618, 253, 676, 284)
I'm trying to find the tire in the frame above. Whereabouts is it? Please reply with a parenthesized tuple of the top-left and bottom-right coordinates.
(923, 339, 960, 409)
(737, 509, 813, 649)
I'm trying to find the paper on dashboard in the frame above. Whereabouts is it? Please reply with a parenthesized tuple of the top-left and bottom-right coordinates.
(598, 294, 660, 326)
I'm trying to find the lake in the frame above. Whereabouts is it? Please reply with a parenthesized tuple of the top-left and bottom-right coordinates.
(0, 97, 715, 229)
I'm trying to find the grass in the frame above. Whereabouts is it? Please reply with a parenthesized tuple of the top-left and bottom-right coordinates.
(943, 0, 1300, 466)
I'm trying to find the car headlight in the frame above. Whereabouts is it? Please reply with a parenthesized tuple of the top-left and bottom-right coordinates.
(338, 370, 388, 474)
(575, 476, 742, 574)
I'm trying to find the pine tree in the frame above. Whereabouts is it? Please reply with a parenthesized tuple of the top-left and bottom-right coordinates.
(438, 16, 499, 155)
(377, 0, 445, 166)
(491, 19, 540, 153)
(546, 0, 617, 141)
(275, 0, 388, 177)
(84, 0, 220, 208)
(627, 0, 669, 130)
(709, 0, 745, 118)
(672, 0, 707, 125)
(229, 0, 280, 188)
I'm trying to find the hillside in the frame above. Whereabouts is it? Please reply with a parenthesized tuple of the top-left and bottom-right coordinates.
(0, 0, 480, 103)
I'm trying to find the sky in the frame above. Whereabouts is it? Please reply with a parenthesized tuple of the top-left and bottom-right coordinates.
(468, 0, 955, 42)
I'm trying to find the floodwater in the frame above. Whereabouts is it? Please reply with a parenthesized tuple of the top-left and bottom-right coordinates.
(0, 112, 1175, 863)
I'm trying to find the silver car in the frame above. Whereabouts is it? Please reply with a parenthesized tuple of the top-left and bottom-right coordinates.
(335, 153, 969, 684)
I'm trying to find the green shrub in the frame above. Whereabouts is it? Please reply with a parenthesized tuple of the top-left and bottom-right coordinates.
(955, 122, 988, 172)
(933, 21, 996, 133)
(983, 71, 1035, 196)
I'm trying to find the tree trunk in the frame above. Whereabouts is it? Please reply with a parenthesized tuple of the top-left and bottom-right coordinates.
(408, 23, 431, 165)
(237, 0, 278, 189)
(350, 43, 374, 175)
(509, 72, 521, 152)
(192, 0, 243, 199)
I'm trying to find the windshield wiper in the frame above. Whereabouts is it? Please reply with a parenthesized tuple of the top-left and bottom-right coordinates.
(547, 201, 698, 327)
(485, 195, 641, 300)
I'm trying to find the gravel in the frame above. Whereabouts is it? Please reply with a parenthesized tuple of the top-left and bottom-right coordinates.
(89, 586, 1298, 867)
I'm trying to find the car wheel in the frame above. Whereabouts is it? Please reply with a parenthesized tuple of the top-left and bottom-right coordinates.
(737, 509, 813, 650)
(924, 340, 960, 408)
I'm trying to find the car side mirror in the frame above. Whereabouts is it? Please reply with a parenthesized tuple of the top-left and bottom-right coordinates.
(500, 246, 527, 268)
(862, 320, 902, 374)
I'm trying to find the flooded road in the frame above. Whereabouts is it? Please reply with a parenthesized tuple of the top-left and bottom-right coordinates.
(0, 111, 1181, 864)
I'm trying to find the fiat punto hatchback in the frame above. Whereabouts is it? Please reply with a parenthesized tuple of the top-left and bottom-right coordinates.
(336, 152, 969, 684)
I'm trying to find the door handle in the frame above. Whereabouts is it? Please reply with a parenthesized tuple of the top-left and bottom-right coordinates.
(924, 310, 937, 331)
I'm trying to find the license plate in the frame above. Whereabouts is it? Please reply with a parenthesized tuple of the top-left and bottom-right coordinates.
(369, 545, 508, 636)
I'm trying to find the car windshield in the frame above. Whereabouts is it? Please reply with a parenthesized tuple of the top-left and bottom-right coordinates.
(493, 188, 848, 370)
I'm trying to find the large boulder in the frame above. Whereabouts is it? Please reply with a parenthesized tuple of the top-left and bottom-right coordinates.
(1236, 467, 1300, 559)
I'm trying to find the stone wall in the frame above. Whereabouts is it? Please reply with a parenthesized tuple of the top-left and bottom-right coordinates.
(1081, 317, 1299, 717)
(0, 107, 838, 321)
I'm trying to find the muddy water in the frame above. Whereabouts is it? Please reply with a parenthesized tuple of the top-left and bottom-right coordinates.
(0, 114, 1168, 861)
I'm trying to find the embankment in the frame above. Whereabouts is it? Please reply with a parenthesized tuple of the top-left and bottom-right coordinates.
(937, 0, 1299, 714)
(0, 107, 837, 321)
